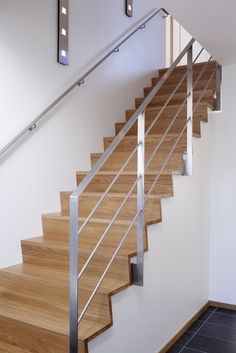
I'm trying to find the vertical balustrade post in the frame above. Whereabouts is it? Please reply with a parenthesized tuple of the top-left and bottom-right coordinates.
(183, 45, 193, 176)
(70, 196, 79, 353)
(132, 112, 145, 286)
(214, 64, 222, 111)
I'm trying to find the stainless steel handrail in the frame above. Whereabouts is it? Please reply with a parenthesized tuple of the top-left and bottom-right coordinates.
(0, 7, 168, 160)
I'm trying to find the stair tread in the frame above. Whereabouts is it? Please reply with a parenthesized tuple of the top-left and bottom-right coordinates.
(0, 341, 33, 353)
(0, 263, 129, 295)
(0, 289, 109, 340)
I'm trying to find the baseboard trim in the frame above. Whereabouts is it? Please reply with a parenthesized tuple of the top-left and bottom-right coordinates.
(158, 301, 210, 353)
(209, 300, 236, 311)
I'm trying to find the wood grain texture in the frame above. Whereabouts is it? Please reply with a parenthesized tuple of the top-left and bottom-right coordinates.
(0, 61, 217, 352)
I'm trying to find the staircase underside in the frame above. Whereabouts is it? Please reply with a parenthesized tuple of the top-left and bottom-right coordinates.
(0, 61, 217, 353)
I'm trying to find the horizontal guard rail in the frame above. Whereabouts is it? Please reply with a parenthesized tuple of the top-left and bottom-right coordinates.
(0, 7, 168, 160)
(70, 38, 195, 201)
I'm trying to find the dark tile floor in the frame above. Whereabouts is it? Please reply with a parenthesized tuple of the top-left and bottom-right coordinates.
(167, 306, 236, 353)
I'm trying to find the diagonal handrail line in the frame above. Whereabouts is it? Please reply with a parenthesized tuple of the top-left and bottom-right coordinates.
(193, 65, 218, 113)
(78, 142, 141, 236)
(76, 46, 212, 282)
(145, 119, 190, 201)
(145, 54, 214, 171)
(70, 38, 195, 202)
(77, 174, 141, 281)
(0, 8, 168, 160)
(75, 44, 208, 238)
(78, 209, 140, 324)
(145, 95, 189, 171)
(78, 119, 189, 324)
(145, 52, 212, 138)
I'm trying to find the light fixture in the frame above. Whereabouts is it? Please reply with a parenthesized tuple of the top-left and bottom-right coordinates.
(61, 49, 66, 57)
(61, 28, 67, 36)
(126, 0, 133, 17)
(58, 0, 69, 65)
(61, 6, 67, 15)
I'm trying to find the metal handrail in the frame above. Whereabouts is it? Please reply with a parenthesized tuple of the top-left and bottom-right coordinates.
(0, 7, 168, 160)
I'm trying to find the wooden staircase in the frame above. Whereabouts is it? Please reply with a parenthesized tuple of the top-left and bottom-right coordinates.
(0, 61, 217, 353)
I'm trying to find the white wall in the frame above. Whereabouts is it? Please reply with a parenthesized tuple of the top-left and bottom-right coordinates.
(165, 18, 210, 67)
(158, 0, 236, 65)
(0, 0, 165, 268)
(209, 64, 236, 304)
(89, 122, 210, 353)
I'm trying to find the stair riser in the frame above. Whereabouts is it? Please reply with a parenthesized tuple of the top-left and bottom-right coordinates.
(42, 216, 137, 240)
(76, 174, 173, 196)
(0, 271, 111, 319)
(115, 117, 203, 137)
(144, 79, 216, 96)
(104, 134, 187, 152)
(90, 152, 184, 174)
(60, 192, 162, 224)
(21, 241, 132, 282)
(152, 66, 216, 85)
(135, 94, 214, 109)
(0, 315, 80, 353)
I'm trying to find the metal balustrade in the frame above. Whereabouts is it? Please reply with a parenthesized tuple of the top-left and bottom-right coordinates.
(69, 34, 222, 352)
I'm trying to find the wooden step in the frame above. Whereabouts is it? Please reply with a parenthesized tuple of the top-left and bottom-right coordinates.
(125, 102, 209, 121)
(152, 69, 216, 87)
(135, 89, 214, 109)
(0, 266, 112, 326)
(90, 149, 184, 174)
(0, 289, 106, 353)
(104, 133, 187, 153)
(60, 191, 162, 224)
(0, 341, 33, 353)
(144, 77, 216, 96)
(76, 173, 173, 197)
(41, 214, 150, 255)
(157, 60, 217, 77)
(0, 263, 130, 304)
(115, 114, 203, 137)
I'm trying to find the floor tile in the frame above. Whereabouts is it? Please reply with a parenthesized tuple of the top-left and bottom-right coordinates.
(216, 307, 236, 317)
(198, 322, 236, 343)
(208, 312, 236, 328)
(197, 310, 213, 322)
(175, 332, 193, 347)
(181, 348, 207, 353)
(167, 345, 181, 353)
(187, 333, 236, 353)
(187, 320, 204, 334)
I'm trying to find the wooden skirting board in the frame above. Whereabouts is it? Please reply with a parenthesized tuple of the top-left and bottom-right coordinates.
(158, 300, 236, 353)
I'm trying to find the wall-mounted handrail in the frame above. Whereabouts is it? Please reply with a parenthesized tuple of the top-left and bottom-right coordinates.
(0, 7, 168, 160)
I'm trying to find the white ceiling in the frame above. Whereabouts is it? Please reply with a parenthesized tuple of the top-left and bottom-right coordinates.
(158, 0, 236, 65)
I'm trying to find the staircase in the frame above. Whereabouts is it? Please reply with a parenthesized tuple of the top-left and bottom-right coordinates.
(0, 59, 218, 353)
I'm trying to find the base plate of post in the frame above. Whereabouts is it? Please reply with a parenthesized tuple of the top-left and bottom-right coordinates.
(131, 263, 143, 286)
